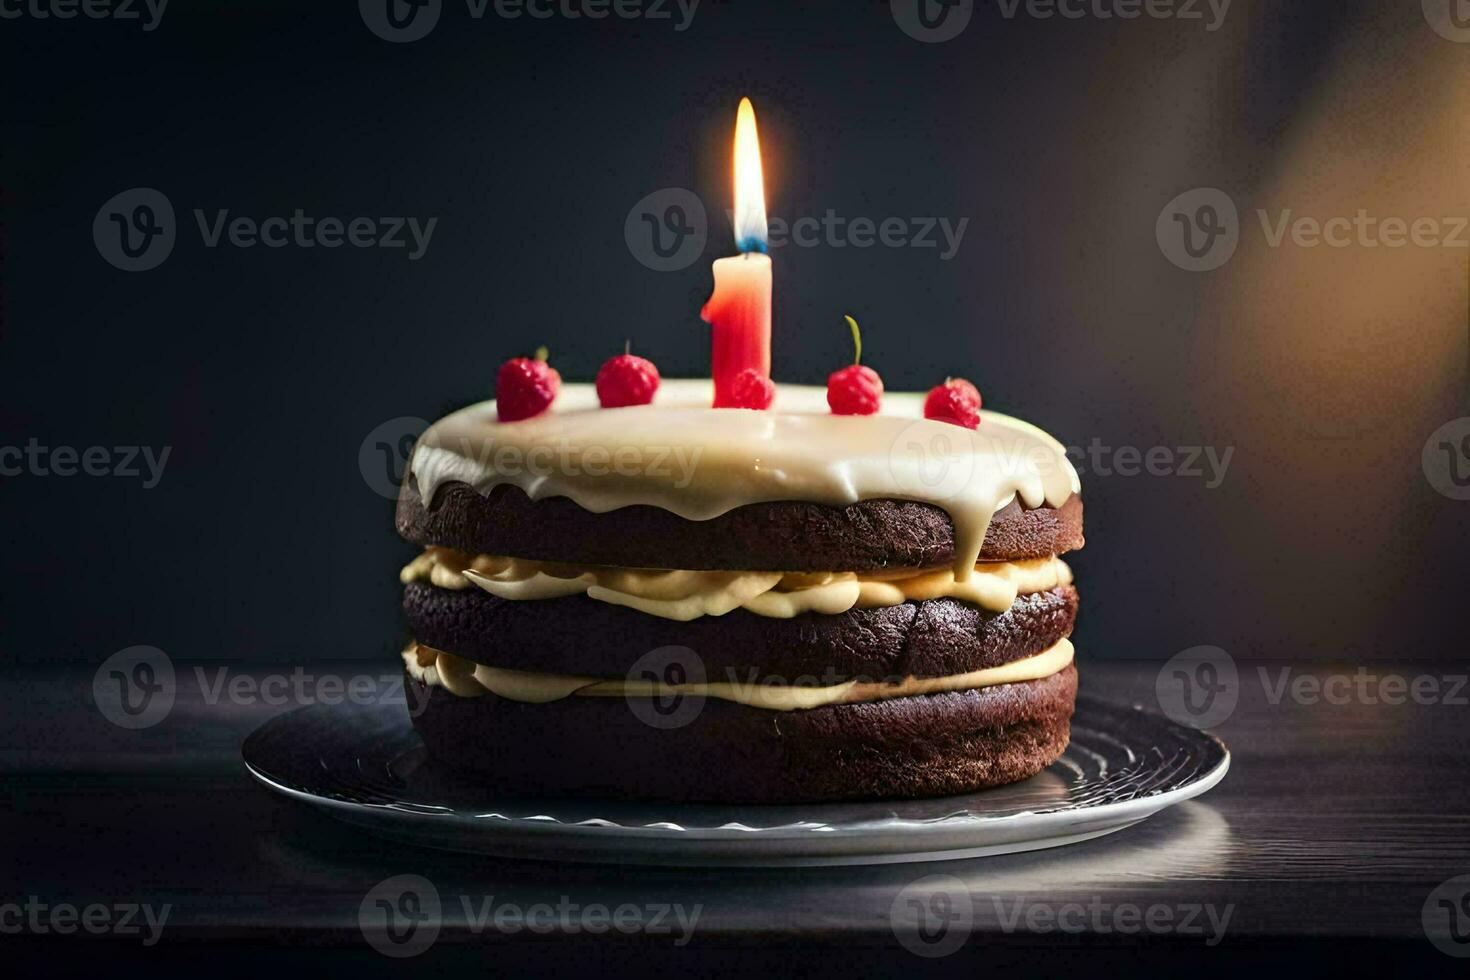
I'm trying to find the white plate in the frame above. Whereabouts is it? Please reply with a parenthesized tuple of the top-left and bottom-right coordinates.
(242, 696, 1228, 867)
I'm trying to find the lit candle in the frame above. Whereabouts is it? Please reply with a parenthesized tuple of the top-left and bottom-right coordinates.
(702, 97, 772, 408)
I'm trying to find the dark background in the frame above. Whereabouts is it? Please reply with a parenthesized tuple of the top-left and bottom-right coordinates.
(2, 0, 1465, 668)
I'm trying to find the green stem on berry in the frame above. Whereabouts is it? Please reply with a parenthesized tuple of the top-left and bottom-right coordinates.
(533, 346, 549, 362)
(844, 315, 863, 365)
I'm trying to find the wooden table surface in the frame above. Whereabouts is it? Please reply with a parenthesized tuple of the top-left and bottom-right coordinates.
(3, 658, 1467, 973)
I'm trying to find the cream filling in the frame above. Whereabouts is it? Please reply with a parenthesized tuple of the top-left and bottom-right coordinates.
(404, 638, 1074, 711)
(408, 381, 1080, 581)
(401, 547, 1073, 621)
(399, 543, 1070, 620)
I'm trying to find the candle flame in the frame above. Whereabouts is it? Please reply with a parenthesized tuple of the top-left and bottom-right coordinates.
(733, 97, 768, 253)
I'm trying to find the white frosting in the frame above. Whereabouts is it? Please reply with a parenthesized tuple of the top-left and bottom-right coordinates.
(402, 547, 1073, 621)
(409, 381, 1080, 580)
(404, 638, 1075, 711)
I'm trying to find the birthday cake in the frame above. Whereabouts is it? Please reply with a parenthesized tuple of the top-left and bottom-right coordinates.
(395, 349, 1083, 803)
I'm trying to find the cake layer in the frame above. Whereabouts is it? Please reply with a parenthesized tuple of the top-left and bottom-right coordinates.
(405, 662, 1077, 803)
(403, 381, 1081, 578)
(398, 481, 1083, 572)
(403, 581, 1078, 680)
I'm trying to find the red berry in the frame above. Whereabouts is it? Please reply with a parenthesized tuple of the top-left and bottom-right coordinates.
(946, 377, 980, 407)
(827, 314, 883, 415)
(923, 378, 982, 428)
(496, 353, 561, 422)
(827, 364, 883, 415)
(596, 353, 661, 408)
(728, 368, 775, 410)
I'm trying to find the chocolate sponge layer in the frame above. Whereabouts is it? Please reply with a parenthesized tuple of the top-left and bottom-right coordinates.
(405, 582, 1078, 681)
(397, 480, 1083, 572)
(406, 663, 1077, 804)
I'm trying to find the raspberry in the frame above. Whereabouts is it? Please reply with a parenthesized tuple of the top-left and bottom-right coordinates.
(495, 349, 561, 422)
(826, 315, 883, 415)
(945, 377, 980, 407)
(827, 364, 884, 415)
(728, 368, 775, 410)
(923, 378, 982, 428)
(596, 352, 661, 408)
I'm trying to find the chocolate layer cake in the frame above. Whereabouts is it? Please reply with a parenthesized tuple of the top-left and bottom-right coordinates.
(396, 380, 1083, 803)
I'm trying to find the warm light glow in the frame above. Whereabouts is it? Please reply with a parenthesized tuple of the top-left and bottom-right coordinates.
(732, 97, 768, 253)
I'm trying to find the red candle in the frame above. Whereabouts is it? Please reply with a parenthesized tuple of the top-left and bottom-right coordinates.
(702, 98, 772, 408)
